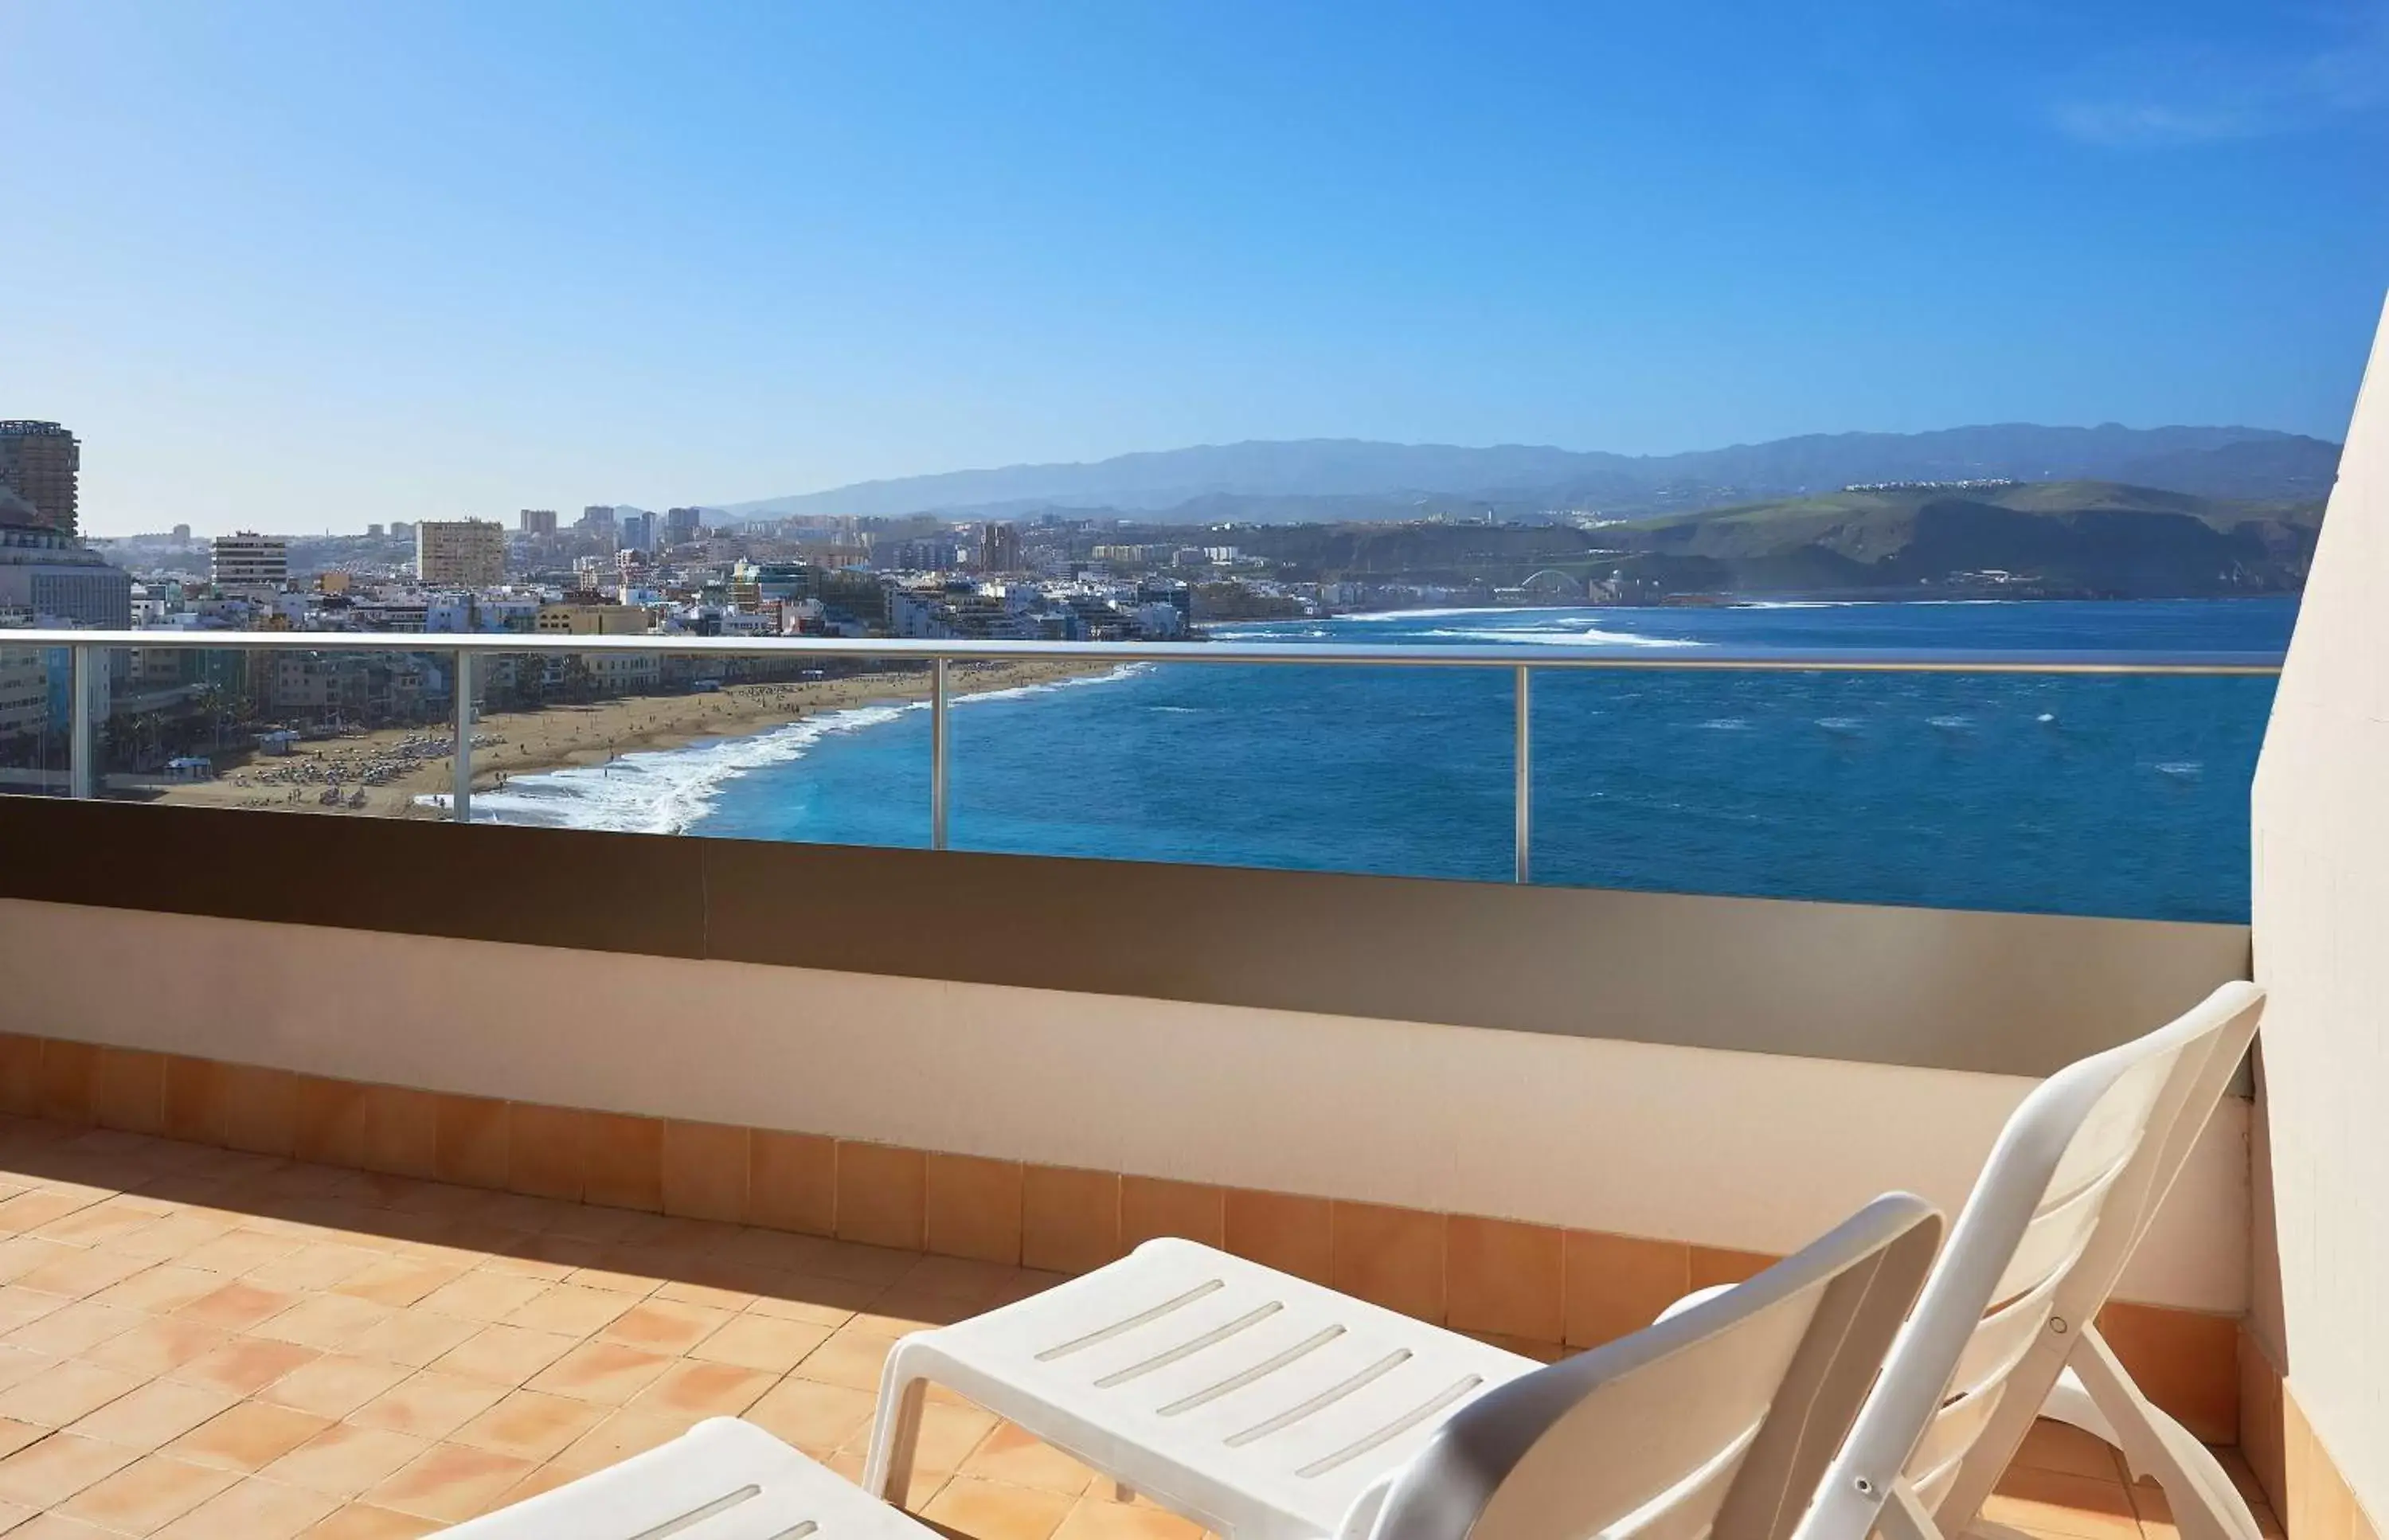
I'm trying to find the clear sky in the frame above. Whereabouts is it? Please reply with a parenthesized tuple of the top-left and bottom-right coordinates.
(5, 1, 2384, 535)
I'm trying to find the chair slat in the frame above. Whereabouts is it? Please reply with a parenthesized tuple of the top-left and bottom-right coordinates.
(1906, 1375, 2006, 1485)
(2036, 1052, 2176, 1211)
(1945, 1265, 2064, 1401)
(1988, 1161, 2122, 1306)
(1607, 1419, 1761, 1540)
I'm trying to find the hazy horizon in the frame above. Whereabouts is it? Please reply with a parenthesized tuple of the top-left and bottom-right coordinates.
(6, 1, 2384, 537)
(61, 420, 2343, 541)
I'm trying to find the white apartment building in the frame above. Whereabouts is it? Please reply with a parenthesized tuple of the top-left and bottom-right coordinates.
(415, 519, 506, 586)
(209, 533, 288, 597)
(0, 521, 134, 627)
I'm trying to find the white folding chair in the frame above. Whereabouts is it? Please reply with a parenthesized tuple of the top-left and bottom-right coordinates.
(865, 1194, 1942, 1540)
(1789, 980, 2266, 1540)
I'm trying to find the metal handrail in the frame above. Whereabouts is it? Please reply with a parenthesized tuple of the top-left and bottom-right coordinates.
(0, 628, 2288, 673)
(8, 628, 2285, 881)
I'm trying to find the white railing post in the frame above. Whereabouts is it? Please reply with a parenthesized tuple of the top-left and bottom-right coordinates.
(1514, 664, 1531, 884)
(452, 650, 473, 823)
(931, 656, 950, 850)
(69, 644, 96, 799)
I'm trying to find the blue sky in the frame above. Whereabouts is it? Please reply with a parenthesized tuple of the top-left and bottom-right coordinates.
(4, 1, 2384, 534)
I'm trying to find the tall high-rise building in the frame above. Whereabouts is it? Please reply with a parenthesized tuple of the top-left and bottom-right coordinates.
(416, 520, 506, 586)
(619, 510, 655, 552)
(579, 506, 617, 536)
(0, 421, 80, 536)
(664, 506, 703, 547)
(210, 533, 288, 597)
(519, 508, 559, 536)
(979, 522, 1022, 573)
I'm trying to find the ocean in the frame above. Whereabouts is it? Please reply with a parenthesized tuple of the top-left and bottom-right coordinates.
(467, 597, 2296, 923)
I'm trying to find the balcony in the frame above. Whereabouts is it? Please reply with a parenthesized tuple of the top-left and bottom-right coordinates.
(0, 298, 2381, 1537)
(0, 1092, 2278, 1540)
(0, 732, 2281, 1540)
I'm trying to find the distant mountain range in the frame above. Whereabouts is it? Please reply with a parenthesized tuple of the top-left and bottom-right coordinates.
(718, 423, 2342, 526)
(1221, 479, 2322, 599)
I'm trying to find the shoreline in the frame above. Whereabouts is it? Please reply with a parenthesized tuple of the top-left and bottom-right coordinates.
(143, 659, 1113, 820)
(1316, 594, 2302, 622)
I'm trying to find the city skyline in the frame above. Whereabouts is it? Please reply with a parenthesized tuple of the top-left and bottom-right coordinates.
(20, 418, 2356, 545)
(6, 1, 2386, 536)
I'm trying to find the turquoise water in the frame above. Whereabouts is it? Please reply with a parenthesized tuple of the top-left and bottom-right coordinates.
(474, 598, 2293, 922)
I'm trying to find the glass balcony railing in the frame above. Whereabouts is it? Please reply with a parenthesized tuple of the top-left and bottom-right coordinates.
(0, 630, 2282, 923)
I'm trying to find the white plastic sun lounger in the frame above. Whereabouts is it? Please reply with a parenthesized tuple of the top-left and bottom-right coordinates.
(1782, 980, 2268, 1540)
(864, 1194, 1942, 1540)
(443, 1416, 931, 1540)
(448, 1198, 1934, 1540)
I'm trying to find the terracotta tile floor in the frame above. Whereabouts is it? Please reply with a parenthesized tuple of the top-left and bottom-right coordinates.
(0, 1116, 2286, 1539)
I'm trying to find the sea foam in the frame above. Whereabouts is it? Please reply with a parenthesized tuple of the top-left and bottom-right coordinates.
(1417, 623, 1702, 648)
(436, 704, 906, 834)
(433, 665, 1146, 834)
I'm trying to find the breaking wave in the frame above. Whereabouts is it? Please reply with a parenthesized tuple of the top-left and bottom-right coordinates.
(435, 666, 1144, 834)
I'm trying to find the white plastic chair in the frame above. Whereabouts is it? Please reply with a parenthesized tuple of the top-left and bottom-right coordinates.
(1786, 980, 2267, 1540)
(444, 1416, 934, 1539)
(865, 1194, 1942, 1540)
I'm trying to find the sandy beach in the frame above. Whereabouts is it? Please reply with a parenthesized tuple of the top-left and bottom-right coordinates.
(143, 659, 1113, 819)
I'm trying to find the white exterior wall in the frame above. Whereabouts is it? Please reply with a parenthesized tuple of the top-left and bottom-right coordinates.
(2250, 293, 2389, 1521)
(0, 894, 2247, 1315)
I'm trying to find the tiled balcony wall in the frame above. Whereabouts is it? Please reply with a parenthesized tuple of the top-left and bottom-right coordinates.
(0, 894, 2253, 1319)
(0, 1030, 2244, 1446)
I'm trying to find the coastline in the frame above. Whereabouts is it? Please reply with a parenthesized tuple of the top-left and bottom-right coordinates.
(127, 597, 2293, 836)
(143, 658, 1112, 820)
